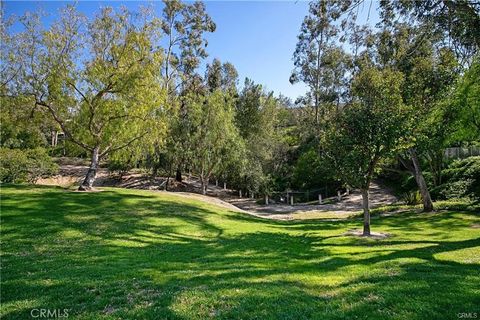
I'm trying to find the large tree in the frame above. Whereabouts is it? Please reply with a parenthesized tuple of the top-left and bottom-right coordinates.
(326, 67, 407, 236)
(235, 79, 281, 195)
(290, 0, 351, 125)
(4, 6, 167, 190)
(160, 0, 216, 95)
(376, 22, 459, 211)
(159, 0, 216, 182)
(380, 0, 480, 61)
(187, 90, 242, 195)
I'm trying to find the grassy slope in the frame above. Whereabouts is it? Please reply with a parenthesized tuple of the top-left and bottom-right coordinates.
(1, 185, 479, 320)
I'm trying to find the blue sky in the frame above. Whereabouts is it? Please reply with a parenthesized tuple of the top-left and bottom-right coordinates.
(4, 1, 379, 100)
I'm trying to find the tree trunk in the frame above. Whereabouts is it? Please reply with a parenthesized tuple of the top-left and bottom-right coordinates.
(175, 167, 182, 182)
(79, 147, 99, 191)
(410, 149, 434, 212)
(361, 188, 371, 236)
(200, 177, 208, 195)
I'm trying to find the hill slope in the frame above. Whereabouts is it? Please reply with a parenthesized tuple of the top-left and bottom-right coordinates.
(1, 185, 479, 319)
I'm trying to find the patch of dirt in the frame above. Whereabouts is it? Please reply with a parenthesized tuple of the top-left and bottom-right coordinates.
(344, 229, 392, 239)
(225, 182, 398, 220)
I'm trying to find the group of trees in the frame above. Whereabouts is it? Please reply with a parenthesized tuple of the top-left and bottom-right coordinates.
(1, 0, 478, 235)
(1, 1, 286, 195)
(290, 0, 479, 235)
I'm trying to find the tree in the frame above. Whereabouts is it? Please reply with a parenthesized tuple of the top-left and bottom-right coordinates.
(380, 0, 480, 61)
(159, 0, 216, 182)
(326, 67, 407, 236)
(205, 58, 238, 93)
(376, 22, 459, 211)
(234, 79, 281, 195)
(450, 59, 480, 141)
(188, 90, 242, 195)
(5, 6, 167, 190)
(290, 0, 351, 125)
(160, 0, 216, 95)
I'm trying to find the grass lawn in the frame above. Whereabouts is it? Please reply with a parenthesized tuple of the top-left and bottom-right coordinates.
(1, 185, 479, 319)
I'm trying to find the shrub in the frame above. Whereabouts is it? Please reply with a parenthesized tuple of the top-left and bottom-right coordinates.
(292, 149, 340, 193)
(107, 159, 133, 176)
(401, 190, 422, 205)
(0, 148, 29, 183)
(0, 147, 58, 183)
(434, 156, 480, 201)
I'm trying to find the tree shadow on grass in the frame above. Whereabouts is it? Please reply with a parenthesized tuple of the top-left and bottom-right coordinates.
(1, 185, 479, 319)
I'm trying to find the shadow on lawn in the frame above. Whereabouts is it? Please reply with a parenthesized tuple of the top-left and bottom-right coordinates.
(1, 185, 479, 319)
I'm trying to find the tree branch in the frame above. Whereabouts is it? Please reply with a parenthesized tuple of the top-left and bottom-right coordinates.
(99, 131, 149, 158)
(35, 99, 93, 152)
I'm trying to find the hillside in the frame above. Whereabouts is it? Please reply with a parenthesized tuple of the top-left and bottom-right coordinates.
(1, 185, 479, 319)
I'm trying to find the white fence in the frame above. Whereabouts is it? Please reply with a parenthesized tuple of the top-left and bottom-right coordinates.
(444, 147, 480, 159)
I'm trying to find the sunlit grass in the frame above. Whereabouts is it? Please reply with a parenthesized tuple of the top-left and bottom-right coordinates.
(1, 185, 479, 319)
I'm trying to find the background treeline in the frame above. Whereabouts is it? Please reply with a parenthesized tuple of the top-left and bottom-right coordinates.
(1, 1, 479, 230)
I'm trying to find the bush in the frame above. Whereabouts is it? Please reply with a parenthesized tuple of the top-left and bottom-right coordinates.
(0, 147, 58, 183)
(292, 149, 340, 192)
(400, 190, 422, 205)
(107, 159, 134, 176)
(433, 156, 480, 201)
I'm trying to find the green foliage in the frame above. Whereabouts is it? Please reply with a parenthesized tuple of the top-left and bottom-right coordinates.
(400, 190, 422, 205)
(205, 58, 238, 93)
(326, 67, 407, 189)
(292, 149, 336, 190)
(290, 0, 350, 124)
(0, 117, 47, 149)
(434, 198, 480, 212)
(107, 157, 136, 176)
(0, 94, 54, 150)
(160, 0, 216, 94)
(449, 59, 480, 142)
(181, 90, 244, 192)
(432, 156, 480, 201)
(380, 0, 480, 55)
(0, 148, 58, 183)
(369, 198, 480, 217)
(6, 5, 169, 188)
(234, 79, 284, 194)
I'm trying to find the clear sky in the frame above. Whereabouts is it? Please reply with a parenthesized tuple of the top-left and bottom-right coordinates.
(4, 1, 379, 100)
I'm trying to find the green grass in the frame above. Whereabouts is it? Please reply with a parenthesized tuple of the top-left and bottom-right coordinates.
(1, 185, 479, 319)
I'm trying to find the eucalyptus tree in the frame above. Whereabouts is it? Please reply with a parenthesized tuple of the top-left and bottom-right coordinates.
(290, 0, 352, 125)
(379, 0, 480, 62)
(5, 6, 168, 190)
(160, 0, 216, 95)
(205, 58, 238, 93)
(159, 0, 216, 181)
(376, 22, 460, 211)
(326, 67, 407, 236)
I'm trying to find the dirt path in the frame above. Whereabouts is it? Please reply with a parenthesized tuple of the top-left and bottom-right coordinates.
(224, 182, 398, 220)
(37, 163, 398, 220)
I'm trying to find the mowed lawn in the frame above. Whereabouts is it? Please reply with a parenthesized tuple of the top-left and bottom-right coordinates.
(1, 185, 479, 320)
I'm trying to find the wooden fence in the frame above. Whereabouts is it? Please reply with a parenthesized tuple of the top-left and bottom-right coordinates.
(444, 147, 480, 159)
